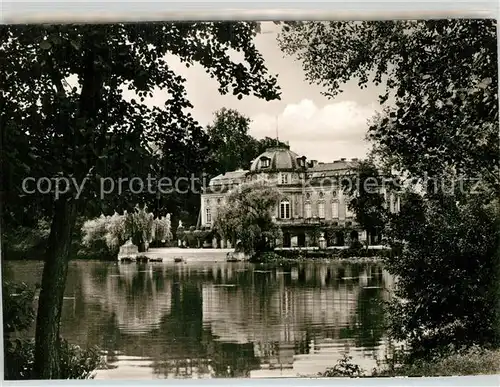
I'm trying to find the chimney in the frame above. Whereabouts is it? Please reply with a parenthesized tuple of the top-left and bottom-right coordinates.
(351, 158, 358, 161)
(340, 158, 346, 161)
(308, 160, 318, 168)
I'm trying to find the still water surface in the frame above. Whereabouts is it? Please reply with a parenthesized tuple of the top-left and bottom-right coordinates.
(3, 257, 394, 379)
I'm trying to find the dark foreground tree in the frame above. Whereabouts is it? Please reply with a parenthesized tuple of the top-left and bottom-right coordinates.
(1, 22, 280, 378)
(280, 19, 500, 358)
(384, 190, 500, 360)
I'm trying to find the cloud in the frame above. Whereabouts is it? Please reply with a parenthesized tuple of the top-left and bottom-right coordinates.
(249, 99, 378, 162)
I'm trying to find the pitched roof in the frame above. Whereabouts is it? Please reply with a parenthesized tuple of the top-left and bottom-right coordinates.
(209, 170, 248, 185)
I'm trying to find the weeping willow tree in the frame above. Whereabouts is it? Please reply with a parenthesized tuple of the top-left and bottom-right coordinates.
(214, 180, 282, 257)
(81, 205, 172, 255)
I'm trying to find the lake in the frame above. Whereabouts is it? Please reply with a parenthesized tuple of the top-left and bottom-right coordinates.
(2, 257, 395, 379)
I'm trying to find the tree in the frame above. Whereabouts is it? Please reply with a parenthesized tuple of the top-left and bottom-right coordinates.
(342, 158, 391, 244)
(279, 20, 498, 190)
(80, 206, 173, 256)
(207, 108, 256, 174)
(254, 136, 290, 154)
(279, 20, 500, 358)
(214, 180, 282, 257)
(384, 191, 500, 360)
(2, 22, 280, 378)
(206, 108, 290, 176)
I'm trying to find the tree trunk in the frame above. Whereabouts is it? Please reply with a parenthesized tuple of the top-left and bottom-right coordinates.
(33, 197, 77, 379)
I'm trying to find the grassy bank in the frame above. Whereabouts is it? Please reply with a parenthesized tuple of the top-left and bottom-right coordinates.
(321, 348, 500, 378)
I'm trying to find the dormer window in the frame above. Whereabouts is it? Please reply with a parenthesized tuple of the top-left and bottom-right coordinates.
(260, 157, 270, 168)
(297, 156, 307, 168)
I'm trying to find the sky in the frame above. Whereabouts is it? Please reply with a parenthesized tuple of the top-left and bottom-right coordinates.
(147, 22, 384, 163)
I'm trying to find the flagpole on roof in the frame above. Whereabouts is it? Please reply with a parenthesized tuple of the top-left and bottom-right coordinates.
(275, 115, 279, 145)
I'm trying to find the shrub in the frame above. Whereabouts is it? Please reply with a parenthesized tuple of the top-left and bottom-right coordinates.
(2, 281, 36, 334)
(3, 281, 103, 380)
(4, 339, 103, 380)
(383, 194, 500, 360)
(2, 219, 51, 260)
(375, 346, 500, 377)
(321, 354, 364, 377)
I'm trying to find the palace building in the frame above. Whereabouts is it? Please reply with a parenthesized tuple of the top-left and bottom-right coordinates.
(200, 146, 400, 249)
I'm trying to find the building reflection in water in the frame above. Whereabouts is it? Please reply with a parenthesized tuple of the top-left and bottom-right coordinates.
(3, 260, 393, 379)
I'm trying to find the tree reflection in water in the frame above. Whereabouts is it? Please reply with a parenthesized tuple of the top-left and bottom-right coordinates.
(3, 260, 391, 378)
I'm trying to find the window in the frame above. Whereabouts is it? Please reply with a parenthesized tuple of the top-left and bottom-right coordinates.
(261, 157, 270, 168)
(281, 173, 289, 184)
(280, 200, 290, 219)
(332, 201, 339, 218)
(305, 192, 311, 200)
(305, 201, 312, 218)
(318, 201, 325, 218)
(206, 208, 211, 224)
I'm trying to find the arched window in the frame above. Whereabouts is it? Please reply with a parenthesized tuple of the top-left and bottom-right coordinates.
(304, 201, 312, 219)
(280, 199, 291, 219)
(318, 201, 325, 219)
(331, 201, 339, 218)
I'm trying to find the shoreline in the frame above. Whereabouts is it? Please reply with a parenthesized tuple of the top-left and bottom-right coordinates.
(3, 246, 390, 264)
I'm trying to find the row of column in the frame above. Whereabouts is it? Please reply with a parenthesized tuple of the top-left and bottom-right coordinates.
(280, 229, 369, 248)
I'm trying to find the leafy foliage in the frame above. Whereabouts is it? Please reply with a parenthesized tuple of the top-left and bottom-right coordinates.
(2, 22, 281, 378)
(341, 159, 390, 240)
(2, 281, 37, 334)
(206, 107, 289, 176)
(154, 215, 173, 242)
(1, 219, 51, 260)
(322, 354, 364, 377)
(2, 281, 103, 380)
(375, 346, 500, 377)
(207, 108, 256, 174)
(214, 180, 282, 256)
(384, 193, 500, 359)
(81, 205, 173, 255)
(280, 19, 500, 361)
(279, 20, 498, 189)
(4, 339, 103, 380)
